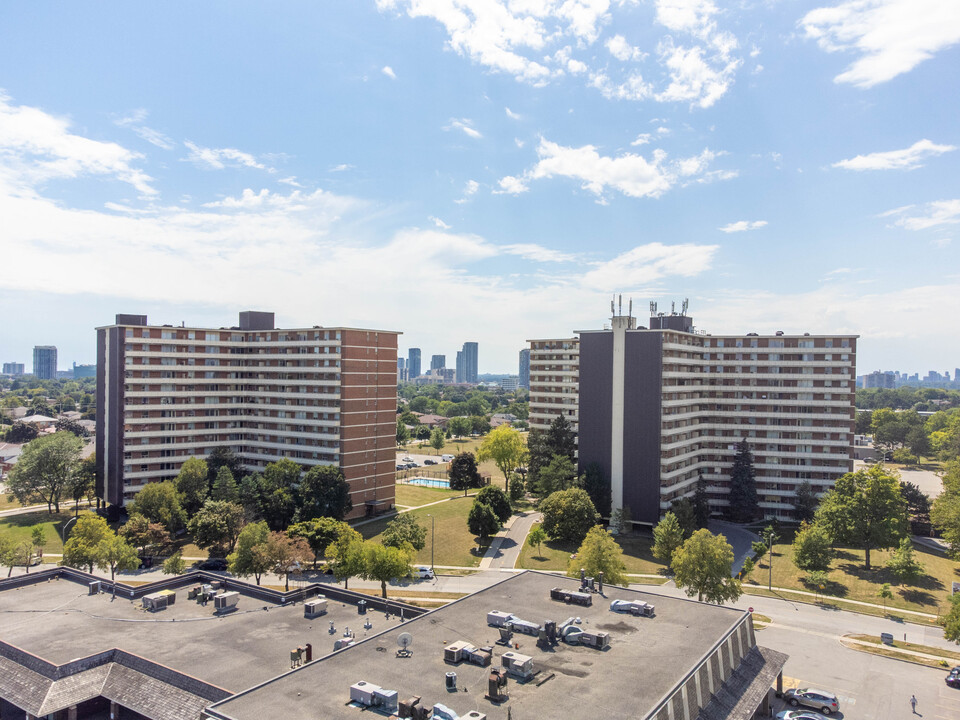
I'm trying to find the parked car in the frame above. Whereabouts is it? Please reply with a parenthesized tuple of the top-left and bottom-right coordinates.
(198, 558, 228, 571)
(396, 464, 406, 471)
(783, 689, 839, 715)
(413, 566, 435, 579)
(946, 666, 960, 688)
(776, 711, 828, 720)
(402, 456, 414, 462)
(441, 454, 454, 462)
(423, 459, 437, 465)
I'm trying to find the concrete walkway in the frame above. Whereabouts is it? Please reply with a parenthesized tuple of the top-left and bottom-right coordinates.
(744, 584, 939, 619)
(0, 499, 93, 518)
(478, 511, 541, 570)
(840, 634, 960, 665)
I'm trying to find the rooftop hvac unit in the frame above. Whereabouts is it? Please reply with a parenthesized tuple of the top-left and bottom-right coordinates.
(373, 688, 398, 712)
(88, 581, 101, 595)
(398, 695, 422, 719)
(444, 640, 472, 663)
(214, 591, 239, 611)
(550, 588, 592, 606)
(463, 713, 487, 720)
(487, 610, 514, 627)
(432, 703, 458, 720)
(508, 618, 540, 636)
(350, 681, 381, 706)
(334, 638, 356, 651)
(501, 651, 534, 680)
(142, 591, 172, 611)
(304, 598, 328, 618)
(578, 631, 611, 650)
(465, 646, 493, 667)
(610, 599, 654, 617)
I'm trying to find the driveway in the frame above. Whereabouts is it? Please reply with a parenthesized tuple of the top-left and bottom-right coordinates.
(708, 519, 759, 576)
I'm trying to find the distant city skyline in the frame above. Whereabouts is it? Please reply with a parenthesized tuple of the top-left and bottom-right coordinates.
(1, 3, 958, 374)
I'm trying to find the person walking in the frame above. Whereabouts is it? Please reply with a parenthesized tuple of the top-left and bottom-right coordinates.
(910, 694, 918, 714)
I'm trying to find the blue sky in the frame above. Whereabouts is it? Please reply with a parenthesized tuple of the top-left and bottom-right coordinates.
(1, 0, 958, 375)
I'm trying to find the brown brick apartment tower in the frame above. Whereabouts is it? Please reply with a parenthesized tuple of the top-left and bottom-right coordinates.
(96, 312, 398, 520)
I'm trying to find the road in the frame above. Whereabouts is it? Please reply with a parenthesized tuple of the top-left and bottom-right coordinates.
(481, 511, 541, 570)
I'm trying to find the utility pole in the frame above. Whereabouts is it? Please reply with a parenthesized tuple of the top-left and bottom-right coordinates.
(766, 527, 777, 591)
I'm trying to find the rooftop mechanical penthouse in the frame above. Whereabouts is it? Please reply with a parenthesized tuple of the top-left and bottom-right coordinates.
(530, 300, 858, 525)
(97, 312, 399, 519)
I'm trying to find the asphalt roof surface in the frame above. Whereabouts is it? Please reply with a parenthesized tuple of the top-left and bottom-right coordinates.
(209, 571, 748, 720)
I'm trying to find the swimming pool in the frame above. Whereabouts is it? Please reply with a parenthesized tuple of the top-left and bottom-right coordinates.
(405, 477, 451, 488)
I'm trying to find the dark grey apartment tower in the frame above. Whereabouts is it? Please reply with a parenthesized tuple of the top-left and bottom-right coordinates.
(462, 342, 478, 383)
(32, 346, 58, 380)
(519, 348, 530, 389)
(408, 348, 421, 378)
(430, 354, 445, 370)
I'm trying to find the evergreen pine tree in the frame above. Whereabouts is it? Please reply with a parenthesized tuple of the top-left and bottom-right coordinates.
(727, 439, 759, 523)
(693, 473, 711, 529)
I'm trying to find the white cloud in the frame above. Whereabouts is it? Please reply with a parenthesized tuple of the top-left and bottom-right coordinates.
(0, 92, 157, 196)
(183, 141, 274, 172)
(800, 0, 960, 88)
(278, 176, 303, 187)
(498, 137, 731, 199)
(590, 71, 653, 101)
(454, 179, 481, 203)
(656, 126, 671, 135)
(883, 200, 960, 231)
(631, 133, 652, 146)
(582, 242, 719, 289)
(514, 138, 526, 148)
(505, 106, 522, 120)
(502, 243, 578, 262)
(382, 65, 397, 79)
(719, 220, 767, 233)
(429, 215, 451, 229)
(655, 40, 741, 108)
(932, 237, 952, 248)
(832, 139, 956, 171)
(445, 118, 483, 139)
(606, 34, 644, 61)
(330, 163, 354, 172)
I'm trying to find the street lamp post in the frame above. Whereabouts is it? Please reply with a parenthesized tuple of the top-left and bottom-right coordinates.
(766, 528, 777, 592)
(428, 514, 435, 573)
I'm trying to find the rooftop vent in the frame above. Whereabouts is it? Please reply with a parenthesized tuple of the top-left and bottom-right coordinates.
(775, 330, 784, 336)
(610, 599, 655, 617)
(487, 610, 514, 627)
(501, 651, 535, 680)
(550, 587, 592, 606)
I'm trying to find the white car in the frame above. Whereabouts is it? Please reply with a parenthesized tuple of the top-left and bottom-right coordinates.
(413, 566, 435, 579)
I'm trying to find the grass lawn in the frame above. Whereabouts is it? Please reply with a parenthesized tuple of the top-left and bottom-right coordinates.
(0, 508, 92, 554)
(358, 495, 489, 568)
(517, 523, 666, 576)
(394, 483, 470, 508)
(398, 435, 517, 491)
(744, 539, 960, 618)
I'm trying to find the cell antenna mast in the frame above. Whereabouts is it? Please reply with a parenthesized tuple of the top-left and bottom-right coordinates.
(611, 298, 615, 314)
(671, 301, 675, 314)
(682, 298, 689, 315)
(628, 298, 632, 316)
(650, 301, 657, 315)
(618, 294, 622, 314)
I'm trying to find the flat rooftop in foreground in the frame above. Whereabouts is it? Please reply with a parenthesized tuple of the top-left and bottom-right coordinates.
(209, 572, 748, 720)
(0, 578, 404, 694)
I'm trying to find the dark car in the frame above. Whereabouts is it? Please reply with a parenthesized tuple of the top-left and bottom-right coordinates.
(198, 558, 228, 571)
(947, 667, 960, 688)
(424, 459, 437, 465)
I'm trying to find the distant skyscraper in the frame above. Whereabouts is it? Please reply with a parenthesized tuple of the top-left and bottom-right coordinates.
(72, 363, 97, 379)
(519, 348, 530, 389)
(397, 358, 406, 371)
(455, 342, 478, 383)
(32, 346, 57, 380)
(2, 362, 24, 376)
(430, 354, 445, 370)
(408, 348, 421, 379)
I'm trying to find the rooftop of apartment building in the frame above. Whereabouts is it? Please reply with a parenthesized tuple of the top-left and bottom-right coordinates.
(98, 311, 401, 335)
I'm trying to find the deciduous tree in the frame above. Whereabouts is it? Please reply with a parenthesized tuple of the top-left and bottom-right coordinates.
(448, 452, 483, 496)
(670, 497, 696, 538)
(540, 488, 600, 545)
(447, 416, 471, 441)
(62, 514, 111, 572)
(189, 500, 246, 556)
(128, 481, 186, 533)
(95, 535, 140, 584)
(652, 512, 685, 571)
(527, 525, 547, 558)
(886, 538, 925, 586)
(383, 513, 427, 552)
(567, 526, 627, 586)
(932, 463, 960, 557)
(118, 513, 170, 556)
(287, 517, 347, 567)
(297, 465, 352, 521)
(430, 427, 446, 455)
(672, 529, 742, 605)
(396, 418, 411, 448)
(7, 431, 83, 513)
(467, 502, 500, 540)
(162, 551, 187, 576)
(259, 458, 301, 531)
(793, 481, 818, 524)
(792, 521, 833, 573)
(262, 531, 311, 590)
(815, 465, 908, 569)
(474, 485, 512, 524)
(228, 521, 272, 584)
(175, 457, 210, 516)
(361, 541, 414, 598)
(534, 455, 577, 498)
(327, 525, 364, 589)
(477, 425, 527, 496)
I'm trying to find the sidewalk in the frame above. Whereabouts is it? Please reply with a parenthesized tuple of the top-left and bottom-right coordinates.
(742, 583, 939, 619)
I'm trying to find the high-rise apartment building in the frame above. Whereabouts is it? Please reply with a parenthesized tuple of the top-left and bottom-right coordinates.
(407, 348, 421, 379)
(518, 348, 530, 390)
(529, 305, 857, 524)
(430, 354, 445, 371)
(96, 312, 399, 519)
(2, 362, 25, 376)
(455, 342, 478, 383)
(32, 346, 58, 380)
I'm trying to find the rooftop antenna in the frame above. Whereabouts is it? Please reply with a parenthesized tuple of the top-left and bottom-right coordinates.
(650, 301, 657, 315)
(618, 294, 622, 315)
(671, 301, 675, 314)
(628, 298, 632, 317)
(682, 298, 689, 315)
(611, 297, 615, 315)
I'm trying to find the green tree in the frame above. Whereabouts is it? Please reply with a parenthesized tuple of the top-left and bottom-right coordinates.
(162, 551, 187, 576)
(175, 457, 209, 516)
(189, 500, 246, 556)
(807, 570, 829, 601)
(672, 529, 742, 604)
(62, 514, 111, 572)
(259, 458, 301, 530)
(287, 517, 346, 567)
(740, 556, 755, 581)
(297, 465, 352, 521)
(211, 466, 239, 503)
(693, 474, 711, 529)
(328, 525, 365, 589)
(906, 426, 931, 461)
(69, 453, 97, 517)
(6, 431, 83, 513)
(610, 506, 632, 534)
(447, 416, 471, 441)
(792, 521, 833, 573)
(467, 501, 500, 540)
(474, 485, 512, 524)
(95, 535, 140, 584)
(128, 481, 186, 533)
(726, 439, 759, 523)
(228, 521, 272, 584)
(5, 422, 39, 443)
(652, 512, 685, 571)
(448, 452, 483, 496)
(262, 531, 311, 590)
(877, 582, 893, 612)
(396, 418, 411, 448)
(793, 481, 819, 524)
(430, 427, 446, 455)
(546, 415, 577, 459)
(0, 537, 16, 577)
(31, 526, 47, 559)
(886, 537, 925, 586)
(527, 525, 547, 559)
(383, 513, 427, 552)
(13, 540, 33, 574)
(580, 462, 611, 518)
(540, 488, 600, 545)
(815, 465, 908, 569)
(670, 497, 696, 538)
(477, 424, 527, 496)
(944, 593, 960, 644)
(567, 526, 627, 586)
(932, 463, 960, 557)
(361, 541, 414, 598)
(118, 513, 170, 556)
(900, 481, 931, 521)
(534, 455, 578, 498)
(205, 446, 244, 490)
(415, 424, 431, 441)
